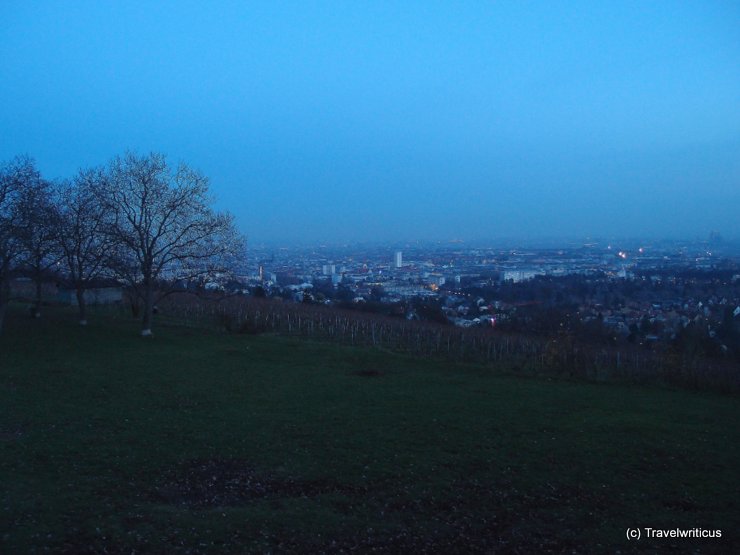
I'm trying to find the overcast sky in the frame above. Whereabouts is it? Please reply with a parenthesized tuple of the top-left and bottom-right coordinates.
(1, 1, 739, 244)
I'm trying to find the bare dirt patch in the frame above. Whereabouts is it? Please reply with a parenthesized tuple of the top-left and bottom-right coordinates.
(353, 369, 384, 377)
(151, 458, 353, 507)
(0, 420, 25, 442)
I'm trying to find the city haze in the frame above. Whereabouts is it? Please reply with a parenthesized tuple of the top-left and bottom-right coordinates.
(1, 1, 739, 243)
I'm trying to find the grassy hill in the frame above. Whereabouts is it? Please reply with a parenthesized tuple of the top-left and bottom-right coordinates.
(1, 307, 738, 553)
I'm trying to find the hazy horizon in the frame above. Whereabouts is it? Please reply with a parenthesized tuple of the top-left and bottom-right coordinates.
(246, 233, 740, 251)
(2, 1, 739, 244)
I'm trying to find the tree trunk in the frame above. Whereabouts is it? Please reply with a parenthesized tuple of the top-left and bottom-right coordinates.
(0, 276, 8, 335)
(33, 277, 42, 318)
(141, 283, 154, 336)
(126, 289, 141, 318)
(76, 287, 87, 325)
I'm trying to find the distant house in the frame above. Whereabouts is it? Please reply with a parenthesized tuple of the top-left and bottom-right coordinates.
(9, 278, 58, 300)
(57, 280, 123, 306)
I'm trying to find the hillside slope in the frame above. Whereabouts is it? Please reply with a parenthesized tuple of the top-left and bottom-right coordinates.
(1, 308, 738, 553)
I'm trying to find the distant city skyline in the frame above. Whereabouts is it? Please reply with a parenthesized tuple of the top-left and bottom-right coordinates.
(2, 1, 739, 243)
(244, 231, 739, 251)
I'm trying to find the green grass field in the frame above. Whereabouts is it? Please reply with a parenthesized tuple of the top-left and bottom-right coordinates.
(1, 306, 738, 553)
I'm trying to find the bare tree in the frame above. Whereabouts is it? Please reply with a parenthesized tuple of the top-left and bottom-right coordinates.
(15, 173, 62, 318)
(0, 156, 36, 333)
(101, 152, 244, 336)
(57, 168, 114, 325)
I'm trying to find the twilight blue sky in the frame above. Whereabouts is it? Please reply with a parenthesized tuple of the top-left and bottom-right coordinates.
(1, 1, 739, 244)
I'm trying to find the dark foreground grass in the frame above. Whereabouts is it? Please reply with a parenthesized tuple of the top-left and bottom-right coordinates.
(1, 307, 739, 554)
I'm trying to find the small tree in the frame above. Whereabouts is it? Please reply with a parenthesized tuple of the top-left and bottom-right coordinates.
(57, 168, 114, 325)
(101, 152, 244, 336)
(15, 174, 62, 318)
(0, 156, 36, 333)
